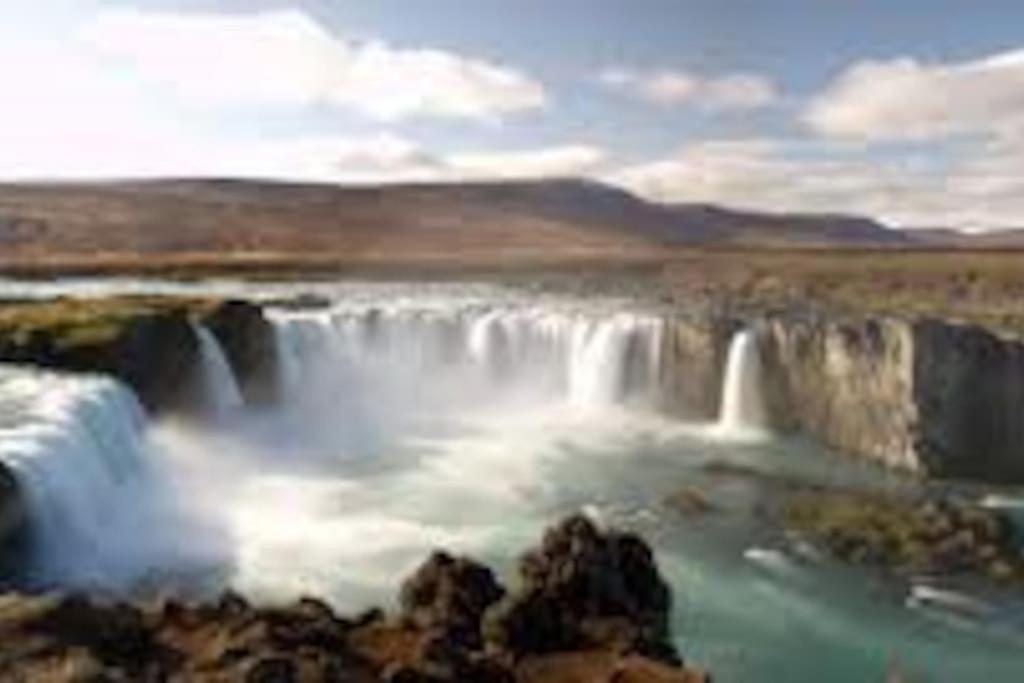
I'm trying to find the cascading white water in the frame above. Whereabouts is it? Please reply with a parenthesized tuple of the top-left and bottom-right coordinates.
(271, 305, 665, 411)
(192, 324, 245, 417)
(718, 329, 768, 434)
(0, 366, 219, 588)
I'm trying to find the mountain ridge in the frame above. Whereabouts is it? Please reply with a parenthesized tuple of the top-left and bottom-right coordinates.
(0, 176, 962, 263)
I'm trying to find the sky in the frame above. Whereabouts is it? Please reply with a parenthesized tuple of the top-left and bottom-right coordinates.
(5, 1, 1024, 229)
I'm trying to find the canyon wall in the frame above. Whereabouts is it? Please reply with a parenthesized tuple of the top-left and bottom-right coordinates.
(665, 310, 1024, 482)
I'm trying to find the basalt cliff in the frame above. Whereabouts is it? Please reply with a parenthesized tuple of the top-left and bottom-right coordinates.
(662, 308, 1024, 481)
(1, 294, 1023, 482)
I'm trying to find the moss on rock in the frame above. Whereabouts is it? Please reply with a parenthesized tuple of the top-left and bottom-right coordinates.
(784, 491, 1024, 582)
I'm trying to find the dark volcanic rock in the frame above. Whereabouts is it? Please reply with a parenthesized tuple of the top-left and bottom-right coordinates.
(0, 517, 705, 682)
(202, 300, 281, 406)
(483, 514, 679, 665)
(0, 592, 380, 682)
(106, 310, 203, 414)
(0, 464, 28, 584)
(0, 301, 203, 414)
(398, 551, 504, 649)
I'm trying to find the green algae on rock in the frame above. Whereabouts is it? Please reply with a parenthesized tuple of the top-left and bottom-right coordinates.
(784, 491, 1024, 582)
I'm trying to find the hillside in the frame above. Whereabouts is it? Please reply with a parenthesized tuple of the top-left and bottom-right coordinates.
(0, 178, 916, 269)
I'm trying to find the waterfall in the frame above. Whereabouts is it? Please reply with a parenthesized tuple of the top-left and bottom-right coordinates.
(0, 365, 224, 589)
(0, 367, 151, 585)
(269, 305, 664, 410)
(193, 324, 244, 417)
(718, 329, 768, 433)
(568, 315, 658, 407)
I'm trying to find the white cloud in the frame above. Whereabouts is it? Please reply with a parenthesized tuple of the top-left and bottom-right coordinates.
(41, 130, 605, 187)
(599, 67, 778, 110)
(607, 137, 1024, 229)
(82, 9, 547, 121)
(806, 48, 1024, 141)
(0, 36, 200, 179)
(446, 145, 606, 180)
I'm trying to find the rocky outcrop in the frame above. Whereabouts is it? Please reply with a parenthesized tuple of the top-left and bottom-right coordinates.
(202, 299, 281, 406)
(484, 514, 679, 666)
(0, 517, 707, 682)
(0, 296, 283, 415)
(0, 302, 202, 414)
(785, 491, 1024, 582)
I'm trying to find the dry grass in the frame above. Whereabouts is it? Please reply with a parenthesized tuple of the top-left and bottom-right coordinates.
(0, 295, 219, 350)
(661, 249, 1024, 335)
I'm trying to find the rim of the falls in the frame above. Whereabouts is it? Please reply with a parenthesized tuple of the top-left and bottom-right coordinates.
(192, 323, 245, 417)
(717, 328, 769, 436)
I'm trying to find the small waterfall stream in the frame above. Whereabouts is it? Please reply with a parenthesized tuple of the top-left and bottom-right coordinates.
(718, 329, 768, 434)
(193, 324, 245, 417)
(0, 367, 181, 587)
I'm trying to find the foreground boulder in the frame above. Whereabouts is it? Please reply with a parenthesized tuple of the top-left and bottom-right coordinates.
(0, 516, 707, 682)
(399, 551, 505, 649)
(483, 514, 679, 666)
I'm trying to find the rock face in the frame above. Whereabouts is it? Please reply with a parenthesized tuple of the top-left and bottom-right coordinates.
(0, 464, 27, 584)
(0, 304, 202, 414)
(760, 314, 1024, 480)
(661, 315, 739, 418)
(0, 517, 707, 682)
(665, 310, 1024, 481)
(202, 299, 281, 406)
(910, 320, 1024, 479)
(759, 315, 920, 472)
(0, 297, 284, 415)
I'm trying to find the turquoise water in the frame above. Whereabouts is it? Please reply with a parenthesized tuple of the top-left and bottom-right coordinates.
(151, 402, 1024, 682)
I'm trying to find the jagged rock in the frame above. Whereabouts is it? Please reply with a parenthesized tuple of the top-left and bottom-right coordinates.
(483, 514, 679, 665)
(0, 520, 705, 681)
(398, 551, 504, 649)
(203, 300, 281, 406)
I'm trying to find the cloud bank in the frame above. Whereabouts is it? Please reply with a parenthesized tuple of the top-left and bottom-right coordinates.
(83, 9, 547, 122)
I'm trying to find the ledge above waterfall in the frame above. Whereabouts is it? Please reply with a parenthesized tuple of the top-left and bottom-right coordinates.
(0, 297, 279, 416)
